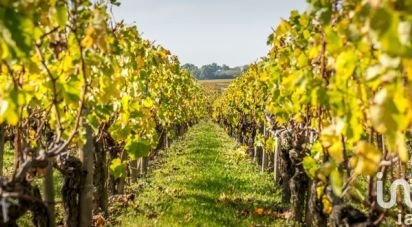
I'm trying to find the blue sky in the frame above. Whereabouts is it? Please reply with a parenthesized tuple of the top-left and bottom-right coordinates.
(112, 0, 308, 67)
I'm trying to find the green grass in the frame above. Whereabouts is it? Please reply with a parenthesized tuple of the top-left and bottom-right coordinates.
(118, 121, 291, 227)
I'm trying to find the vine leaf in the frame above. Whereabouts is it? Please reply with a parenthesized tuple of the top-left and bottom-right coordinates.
(126, 137, 151, 160)
(352, 141, 381, 176)
(109, 158, 126, 179)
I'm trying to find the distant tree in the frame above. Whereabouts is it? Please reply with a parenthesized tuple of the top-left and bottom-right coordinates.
(182, 63, 201, 78)
(182, 63, 247, 80)
(222, 64, 230, 71)
(200, 63, 220, 79)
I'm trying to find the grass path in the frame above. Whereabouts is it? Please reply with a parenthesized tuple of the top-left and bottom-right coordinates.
(119, 121, 290, 227)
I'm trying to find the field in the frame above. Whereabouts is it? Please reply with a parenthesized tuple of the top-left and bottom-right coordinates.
(199, 79, 233, 92)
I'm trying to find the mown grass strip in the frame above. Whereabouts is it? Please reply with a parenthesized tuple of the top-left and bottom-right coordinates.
(118, 121, 292, 227)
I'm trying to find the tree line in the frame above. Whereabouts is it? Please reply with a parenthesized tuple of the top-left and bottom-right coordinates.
(182, 63, 247, 80)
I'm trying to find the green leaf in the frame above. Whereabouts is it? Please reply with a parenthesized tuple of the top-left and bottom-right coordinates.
(335, 50, 357, 80)
(109, 158, 126, 179)
(325, 26, 343, 53)
(3, 7, 34, 56)
(330, 169, 343, 197)
(316, 161, 336, 182)
(316, 7, 332, 25)
(371, 8, 412, 57)
(370, 8, 392, 37)
(126, 137, 151, 160)
(303, 156, 319, 179)
(297, 53, 309, 68)
(86, 114, 100, 131)
(265, 137, 275, 152)
(55, 4, 68, 27)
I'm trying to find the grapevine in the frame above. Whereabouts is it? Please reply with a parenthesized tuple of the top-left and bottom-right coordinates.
(213, 0, 412, 225)
(0, 0, 207, 225)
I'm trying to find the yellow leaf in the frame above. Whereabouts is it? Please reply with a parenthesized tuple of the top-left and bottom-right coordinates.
(0, 41, 9, 60)
(349, 156, 358, 169)
(275, 19, 291, 37)
(61, 54, 73, 72)
(136, 56, 145, 69)
(369, 88, 399, 133)
(254, 208, 265, 215)
(321, 123, 344, 164)
(120, 112, 130, 126)
(86, 27, 95, 36)
(81, 36, 94, 48)
(259, 72, 269, 82)
(81, 27, 95, 48)
(143, 98, 155, 108)
(403, 59, 412, 81)
(328, 143, 344, 164)
(294, 113, 304, 123)
(386, 131, 409, 163)
(322, 195, 332, 214)
(353, 141, 381, 176)
(0, 99, 8, 116)
(330, 169, 343, 197)
(316, 185, 325, 199)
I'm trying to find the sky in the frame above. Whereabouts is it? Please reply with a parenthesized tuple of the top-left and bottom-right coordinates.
(112, 0, 308, 67)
